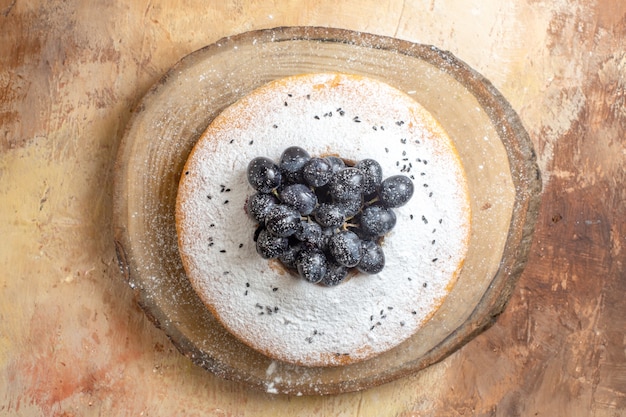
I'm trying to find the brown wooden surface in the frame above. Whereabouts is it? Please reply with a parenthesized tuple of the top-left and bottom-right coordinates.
(1, 1, 624, 416)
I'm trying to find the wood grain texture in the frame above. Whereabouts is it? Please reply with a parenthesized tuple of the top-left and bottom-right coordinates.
(1, 0, 624, 416)
(111, 27, 540, 394)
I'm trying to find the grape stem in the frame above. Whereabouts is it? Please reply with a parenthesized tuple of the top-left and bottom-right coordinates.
(344, 222, 359, 230)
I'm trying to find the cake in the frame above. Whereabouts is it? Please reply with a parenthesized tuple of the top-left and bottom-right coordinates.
(175, 73, 471, 367)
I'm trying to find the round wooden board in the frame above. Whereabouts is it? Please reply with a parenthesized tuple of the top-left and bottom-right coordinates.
(112, 26, 541, 395)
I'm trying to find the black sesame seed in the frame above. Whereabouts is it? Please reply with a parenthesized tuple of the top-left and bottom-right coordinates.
(422, 215, 428, 224)
(185, 171, 190, 175)
(255, 303, 262, 308)
(224, 200, 229, 204)
(380, 126, 385, 130)
(372, 126, 377, 131)
(239, 243, 244, 248)
(246, 282, 250, 287)
(274, 306, 279, 313)
(314, 115, 320, 120)
(388, 306, 394, 310)
(412, 310, 417, 315)
(353, 116, 361, 123)
(249, 140, 254, 145)
(370, 315, 374, 321)
(385, 147, 389, 153)
(423, 282, 428, 287)
(370, 325, 375, 331)
(396, 120, 404, 126)
(410, 175, 415, 179)
(210, 223, 215, 227)
(229, 139, 234, 144)
(220, 249, 226, 253)
(273, 124, 278, 128)
(402, 150, 406, 156)
(306, 94, 311, 99)
(400, 321, 405, 326)
(272, 287, 278, 292)
(410, 214, 414, 220)
(284, 101, 288, 106)
(223, 271, 230, 275)
(429, 192, 433, 197)
(432, 239, 436, 245)
(439, 219, 443, 224)
(423, 184, 429, 188)
(287, 93, 293, 97)
(432, 258, 438, 262)
(244, 290, 248, 296)
(208, 242, 214, 247)
(401, 138, 407, 144)
(408, 277, 412, 281)
(207, 195, 212, 199)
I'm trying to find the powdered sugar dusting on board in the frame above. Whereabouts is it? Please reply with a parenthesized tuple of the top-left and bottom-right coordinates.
(176, 73, 470, 367)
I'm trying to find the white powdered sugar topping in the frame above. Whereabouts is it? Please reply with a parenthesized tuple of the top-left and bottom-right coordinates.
(176, 73, 470, 367)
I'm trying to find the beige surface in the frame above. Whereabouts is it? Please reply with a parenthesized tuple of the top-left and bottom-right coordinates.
(1, 0, 625, 416)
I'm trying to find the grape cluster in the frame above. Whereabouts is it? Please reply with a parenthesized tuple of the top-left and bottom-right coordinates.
(246, 146, 414, 286)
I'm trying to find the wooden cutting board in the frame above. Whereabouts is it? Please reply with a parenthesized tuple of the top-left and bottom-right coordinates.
(112, 27, 540, 395)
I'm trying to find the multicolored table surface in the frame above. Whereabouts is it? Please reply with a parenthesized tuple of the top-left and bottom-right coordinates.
(1, 1, 624, 416)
